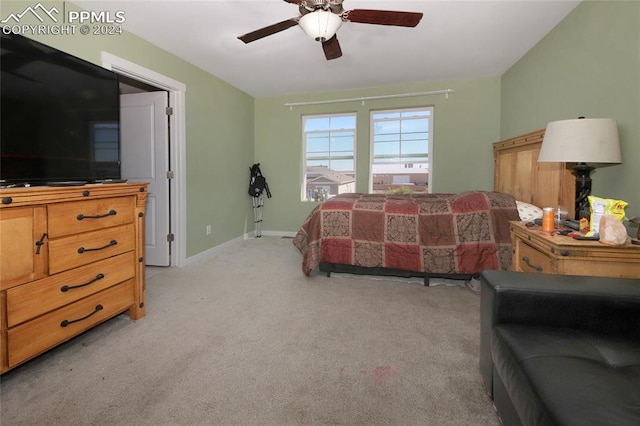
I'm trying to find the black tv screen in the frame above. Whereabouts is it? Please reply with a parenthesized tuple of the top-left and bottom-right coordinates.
(1, 31, 121, 185)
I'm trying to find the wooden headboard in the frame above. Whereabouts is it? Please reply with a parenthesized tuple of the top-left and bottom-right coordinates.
(493, 128, 576, 218)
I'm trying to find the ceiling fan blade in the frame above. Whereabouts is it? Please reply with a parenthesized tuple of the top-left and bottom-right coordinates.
(345, 9, 423, 27)
(322, 35, 342, 60)
(238, 19, 299, 44)
(283, 0, 302, 4)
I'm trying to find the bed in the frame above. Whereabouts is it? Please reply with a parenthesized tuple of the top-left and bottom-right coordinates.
(293, 128, 575, 282)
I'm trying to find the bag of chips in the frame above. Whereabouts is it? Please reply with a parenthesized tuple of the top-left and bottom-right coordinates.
(586, 195, 628, 236)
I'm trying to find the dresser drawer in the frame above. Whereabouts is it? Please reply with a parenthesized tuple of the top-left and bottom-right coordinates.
(48, 224, 135, 274)
(7, 279, 135, 368)
(516, 240, 554, 274)
(47, 197, 134, 238)
(6, 253, 135, 327)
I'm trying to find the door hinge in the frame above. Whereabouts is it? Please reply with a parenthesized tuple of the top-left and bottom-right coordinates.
(166, 170, 175, 179)
(166, 107, 173, 116)
(167, 233, 174, 242)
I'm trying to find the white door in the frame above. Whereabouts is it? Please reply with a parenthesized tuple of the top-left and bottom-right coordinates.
(120, 92, 170, 266)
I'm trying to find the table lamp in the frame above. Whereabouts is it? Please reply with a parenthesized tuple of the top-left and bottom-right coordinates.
(538, 117, 621, 220)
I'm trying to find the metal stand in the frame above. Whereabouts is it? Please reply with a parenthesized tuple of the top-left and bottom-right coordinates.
(252, 194, 264, 238)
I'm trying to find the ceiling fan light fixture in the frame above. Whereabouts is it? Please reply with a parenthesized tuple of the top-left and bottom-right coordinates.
(298, 10, 342, 42)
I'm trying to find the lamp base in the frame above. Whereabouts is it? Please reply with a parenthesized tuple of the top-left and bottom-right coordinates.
(572, 162, 594, 220)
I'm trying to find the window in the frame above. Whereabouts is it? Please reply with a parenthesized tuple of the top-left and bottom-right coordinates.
(370, 107, 433, 194)
(91, 122, 119, 162)
(303, 113, 356, 201)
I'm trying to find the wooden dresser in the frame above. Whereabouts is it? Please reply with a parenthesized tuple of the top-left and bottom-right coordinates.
(0, 183, 147, 373)
(511, 221, 640, 278)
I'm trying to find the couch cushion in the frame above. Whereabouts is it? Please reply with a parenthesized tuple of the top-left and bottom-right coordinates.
(492, 324, 640, 426)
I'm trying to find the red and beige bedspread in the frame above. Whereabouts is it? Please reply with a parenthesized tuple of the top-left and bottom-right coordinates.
(292, 191, 519, 276)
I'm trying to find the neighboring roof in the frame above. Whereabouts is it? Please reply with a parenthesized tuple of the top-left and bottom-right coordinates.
(308, 173, 355, 185)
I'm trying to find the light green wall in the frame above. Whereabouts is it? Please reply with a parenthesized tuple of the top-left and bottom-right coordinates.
(1, 1, 255, 257)
(501, 0, 640, 216)
(254, 77, 501, 232)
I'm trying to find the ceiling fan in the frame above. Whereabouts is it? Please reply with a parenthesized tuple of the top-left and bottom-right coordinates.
(237, 0, 423, 60)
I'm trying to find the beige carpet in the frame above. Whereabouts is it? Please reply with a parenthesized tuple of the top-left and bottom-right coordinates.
(0, 237, 499, 425)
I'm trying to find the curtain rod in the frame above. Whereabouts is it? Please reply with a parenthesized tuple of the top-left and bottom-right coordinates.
(284, 89, 455, 109)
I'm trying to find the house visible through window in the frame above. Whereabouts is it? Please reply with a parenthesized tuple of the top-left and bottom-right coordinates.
(303, 113, 356, 201)
(370, 107, 433, 194)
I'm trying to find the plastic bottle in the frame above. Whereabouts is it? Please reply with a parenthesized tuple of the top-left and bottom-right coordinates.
(542, 207, 555, 232)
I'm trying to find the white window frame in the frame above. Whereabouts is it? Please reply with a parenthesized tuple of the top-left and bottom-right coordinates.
(301, 113, 357, 201)
(369, 107, 433, 194)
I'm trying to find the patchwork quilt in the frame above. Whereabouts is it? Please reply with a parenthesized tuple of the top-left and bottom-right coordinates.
(292, 191, 519, 276)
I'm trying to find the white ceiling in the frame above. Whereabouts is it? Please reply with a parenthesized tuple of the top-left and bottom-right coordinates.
(74, 0, 581, 97)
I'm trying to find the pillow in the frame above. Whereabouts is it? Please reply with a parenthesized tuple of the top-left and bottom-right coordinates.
(516, 201, 543, 222)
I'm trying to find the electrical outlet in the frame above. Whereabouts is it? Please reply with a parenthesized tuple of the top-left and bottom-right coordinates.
(206, 224, 212, 235)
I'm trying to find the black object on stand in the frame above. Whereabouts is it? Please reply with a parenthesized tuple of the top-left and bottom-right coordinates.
(248, 164, 271, 238)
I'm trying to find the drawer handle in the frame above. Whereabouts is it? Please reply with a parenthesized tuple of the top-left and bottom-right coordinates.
(60, 304, 103, 328)
(60, 273, 105, 292)
(77, 210, 117, 221)
(35, 233, 48, 254)
(522, 256, 543, 272)
(77, 240, 117, 254)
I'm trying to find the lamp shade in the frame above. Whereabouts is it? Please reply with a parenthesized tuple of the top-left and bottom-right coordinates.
(298, 10, 342, 42)
(538, 118, 621, 164)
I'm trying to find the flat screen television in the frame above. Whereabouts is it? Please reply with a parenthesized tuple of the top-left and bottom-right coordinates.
(1, 31, 121, 186)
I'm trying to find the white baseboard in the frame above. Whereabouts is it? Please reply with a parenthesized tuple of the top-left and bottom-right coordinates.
(184, 234, 246, 266)
(184, 231, 296, 266)
(243, 230, 297, 239)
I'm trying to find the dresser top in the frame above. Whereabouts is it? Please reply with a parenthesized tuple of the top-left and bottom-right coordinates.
(0, 182, 148, 207)
(511, 221, 640, 251)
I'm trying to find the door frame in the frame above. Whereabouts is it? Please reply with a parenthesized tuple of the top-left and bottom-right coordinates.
(101, 52, 187, 267)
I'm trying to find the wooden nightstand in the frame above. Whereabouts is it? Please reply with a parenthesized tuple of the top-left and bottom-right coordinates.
(510, 221, 640, 279)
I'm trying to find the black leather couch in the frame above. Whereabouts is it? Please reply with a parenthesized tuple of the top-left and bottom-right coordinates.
(479, 270, 640, 426)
